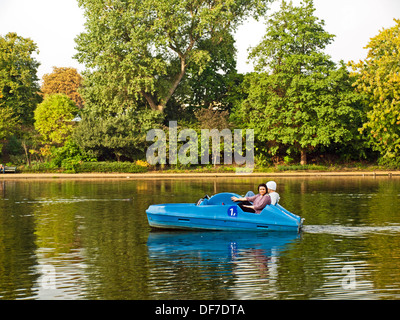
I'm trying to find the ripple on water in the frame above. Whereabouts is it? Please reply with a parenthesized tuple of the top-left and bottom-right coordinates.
(303, 224, 400, 236)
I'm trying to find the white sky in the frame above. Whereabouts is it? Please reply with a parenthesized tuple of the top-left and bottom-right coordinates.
(1, 0, 399, 81)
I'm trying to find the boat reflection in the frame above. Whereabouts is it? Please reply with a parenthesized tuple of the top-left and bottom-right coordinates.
(147, 231, 300, 260)
(146, 231, 301, 299)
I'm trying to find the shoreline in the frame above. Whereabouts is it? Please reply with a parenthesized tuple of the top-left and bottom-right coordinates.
(0, 170, 399, 180)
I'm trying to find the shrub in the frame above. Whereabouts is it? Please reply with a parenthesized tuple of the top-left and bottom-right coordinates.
(73, 161, 148, 173)
(277, 164, 328, 171)
(19, 161, 149, 173)
(51, 140, 96, 167)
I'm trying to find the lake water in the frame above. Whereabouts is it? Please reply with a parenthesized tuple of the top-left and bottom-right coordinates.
(1, 176, 400, 300)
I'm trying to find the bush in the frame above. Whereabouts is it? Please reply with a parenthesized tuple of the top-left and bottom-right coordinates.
(19, 161, 149, 173)
(51, 140, 96, 167)
(277, 164, 328, 171)
(73, 161, 148, 173)
(19, 162, 59, 173)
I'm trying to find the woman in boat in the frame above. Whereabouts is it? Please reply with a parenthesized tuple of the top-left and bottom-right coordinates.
(231, 183, 271, 214)
(243, 181, 280, 205)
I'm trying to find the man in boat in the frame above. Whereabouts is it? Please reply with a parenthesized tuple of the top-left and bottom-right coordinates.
(266, 181, 280, 205)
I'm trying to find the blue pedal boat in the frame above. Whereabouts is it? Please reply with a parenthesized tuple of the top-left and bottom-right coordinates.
(146, 192, 304, 232)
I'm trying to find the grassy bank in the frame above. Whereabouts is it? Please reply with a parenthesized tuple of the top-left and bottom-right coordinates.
(13, 161, 399, 174)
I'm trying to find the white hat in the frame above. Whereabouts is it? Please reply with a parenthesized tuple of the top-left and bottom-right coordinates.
(266, 181, 277, 191)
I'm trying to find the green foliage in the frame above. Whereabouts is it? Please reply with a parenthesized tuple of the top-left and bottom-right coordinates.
(350, 19, 400, 166)
(3, 135, 25, 164)
(20, 161, 58, 173)
(3, 1, 397, 170)
(50, 139, 96, 169)
(174, 34, 243, 111)
(0, 32, 42, 125)
(283, 155, 294, 164)
(0, 106, 20, 149)
(233, 0, 365, 164)
(276, 164, 328, 171)
(72, 161, 148, 173)
(34, 94, 79, 144)
(73, 106, 164, 161)
(75, 0, 271, 113)
(20, 161, 148, 173)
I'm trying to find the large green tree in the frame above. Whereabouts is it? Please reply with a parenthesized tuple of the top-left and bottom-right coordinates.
(350, 19, 400, 165)
(234, 0, 364, 164)
(74, 0, 271, 114)
(0, 32, 41, 125)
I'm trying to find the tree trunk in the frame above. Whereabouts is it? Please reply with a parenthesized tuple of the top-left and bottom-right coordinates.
(142, 47, 189, 113)
(141, 91, 160, 112)
(22, 140, 31, 166)
(300, 149, 307, 165)
(161, 58, 187, 109)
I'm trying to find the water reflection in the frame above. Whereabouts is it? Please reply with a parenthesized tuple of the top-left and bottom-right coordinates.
(0, 177, 400, 300)
(147, 231, 300, 299)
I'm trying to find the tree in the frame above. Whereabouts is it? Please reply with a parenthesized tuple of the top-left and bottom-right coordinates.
(34, 94, 79, 145)
(195, 107, 232, 166)
(350, 19, 400, 165)
(74, 0, 271, 113)
(159, 34, 245, 124)
(41, 67, 84, 108)
(234, 0, 364, 164)
(0, 32, 42, 125)
(177, 34, 241, 110)
(73, 107, 163, 161)
(0, 106, 20, 152)
(195, 107, 231, 130)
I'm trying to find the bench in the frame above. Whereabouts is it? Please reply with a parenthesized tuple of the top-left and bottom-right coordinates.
(1, 166, 17, 173)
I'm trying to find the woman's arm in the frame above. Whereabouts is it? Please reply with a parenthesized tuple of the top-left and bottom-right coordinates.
(243, 205, 255, 209)
(231, 196, 247, 202)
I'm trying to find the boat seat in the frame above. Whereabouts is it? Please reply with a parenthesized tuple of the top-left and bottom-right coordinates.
(196, 198, 209, 206)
